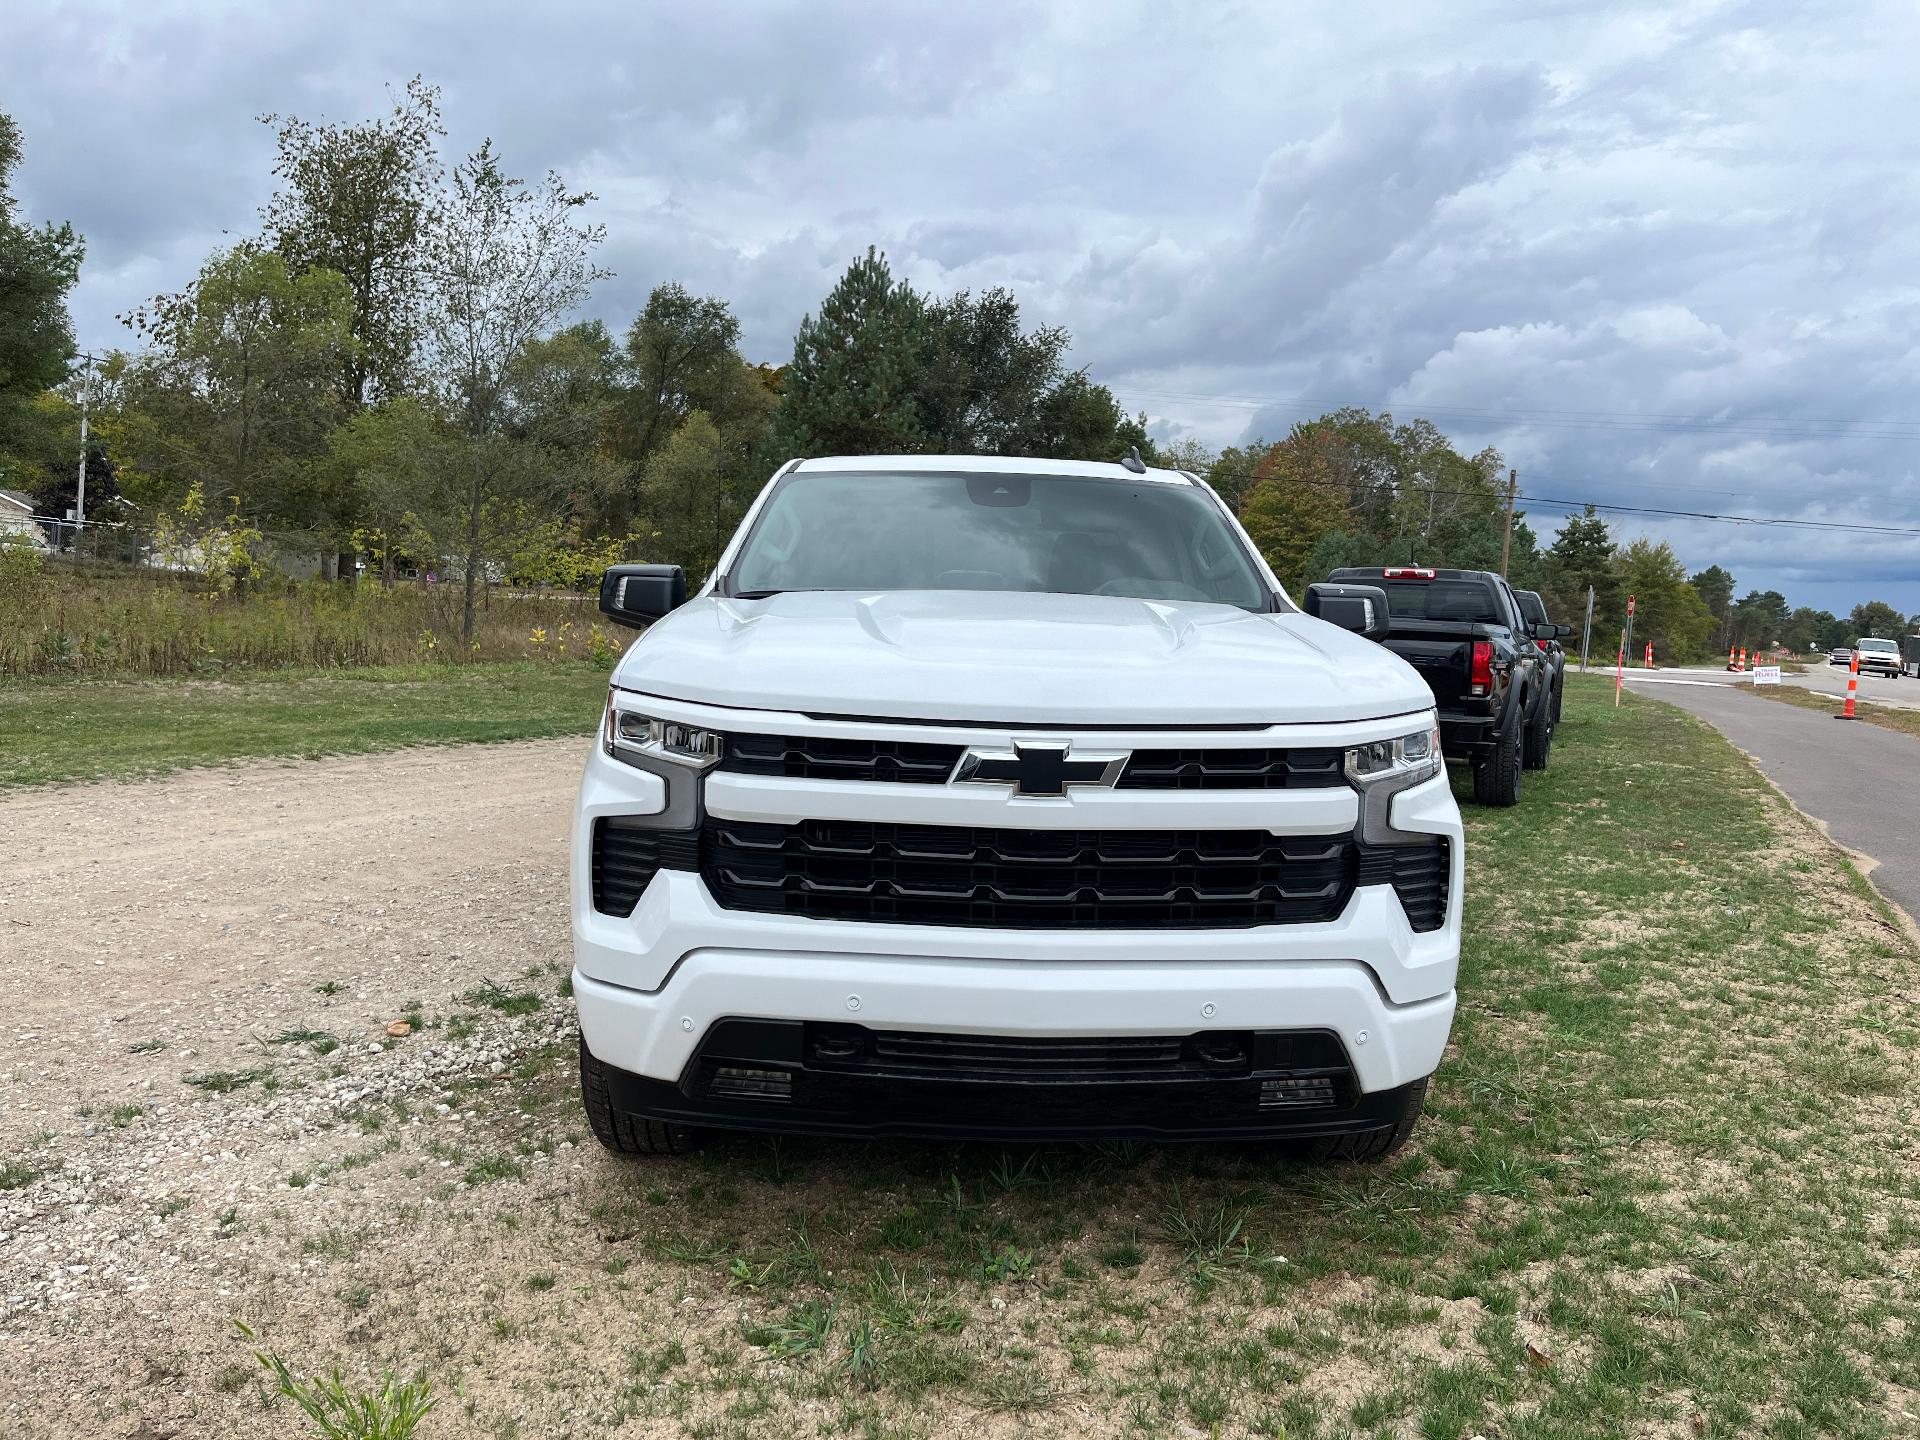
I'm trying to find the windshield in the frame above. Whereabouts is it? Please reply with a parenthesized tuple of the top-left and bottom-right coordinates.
(1857, 638, 1898, 653)
(726, 470, 1271, 610)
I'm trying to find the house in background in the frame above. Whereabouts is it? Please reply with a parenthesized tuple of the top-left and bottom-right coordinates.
(0, 488, 48, 549)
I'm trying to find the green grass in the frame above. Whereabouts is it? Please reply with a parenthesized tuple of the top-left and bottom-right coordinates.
(0, 661, 611, 787)
(1752, 676, 1920, 738)
(538, 675, 1920, 1439)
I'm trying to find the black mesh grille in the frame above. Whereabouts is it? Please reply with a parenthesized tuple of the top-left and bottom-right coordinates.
(590, 819, 699, 916)
(720, 733, 962, 784)
(1116, 747, 1345, 789)
(1356, 838, 1449, 932)
(701, 819, 1356, 929)
(718, 732, 1346, 790)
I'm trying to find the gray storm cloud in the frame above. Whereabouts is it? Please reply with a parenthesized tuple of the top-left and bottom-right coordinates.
(7, 0, 1920, 610)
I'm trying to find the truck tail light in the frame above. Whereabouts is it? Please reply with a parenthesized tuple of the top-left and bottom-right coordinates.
(1534, 638, 1549, 653)
(1469, 641, 1493, 697)
(1383, 567, 1435, 579)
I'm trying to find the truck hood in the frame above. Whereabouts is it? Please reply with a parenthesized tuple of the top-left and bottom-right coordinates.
(611, 590, 1432, 727)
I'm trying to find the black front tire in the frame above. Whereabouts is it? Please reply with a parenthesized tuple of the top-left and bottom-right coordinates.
(1550, 676, 1563, 724)
(1524, 690, 1553, 771)
(1305, 1077, 1429, 1162)
(1471, 720, 1524, 806)
(580, 1036, 706, 1157)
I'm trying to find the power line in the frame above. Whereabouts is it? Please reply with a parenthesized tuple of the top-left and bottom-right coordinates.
(1109, 384, 1920, 443)
(1190, 462, 1920, 538)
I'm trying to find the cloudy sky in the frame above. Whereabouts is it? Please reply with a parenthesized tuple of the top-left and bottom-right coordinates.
(9, 0, 1919, 616)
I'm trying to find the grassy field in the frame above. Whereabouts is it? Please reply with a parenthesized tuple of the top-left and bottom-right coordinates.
(199, 673, 1918, 1440)
(0, 550, 628, 677)
(11, 672, 1919, 1436)
(0, 662, 612, 786)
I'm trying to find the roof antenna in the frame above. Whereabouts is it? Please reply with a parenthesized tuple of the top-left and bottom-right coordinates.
(1120, 446, 1147, 475)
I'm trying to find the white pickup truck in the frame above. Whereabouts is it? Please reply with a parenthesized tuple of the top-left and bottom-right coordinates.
(1852, 637, 1902, 678)
(571, 455, 1461, 1160)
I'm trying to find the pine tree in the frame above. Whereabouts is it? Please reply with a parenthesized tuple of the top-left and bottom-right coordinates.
(772, 248, 926, 457)
(1546, 505, 1619, 620)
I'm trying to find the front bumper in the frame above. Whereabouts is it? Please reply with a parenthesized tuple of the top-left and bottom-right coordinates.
(571, 717, 1463, 1139)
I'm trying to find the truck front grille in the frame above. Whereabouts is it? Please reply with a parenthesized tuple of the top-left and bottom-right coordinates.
(700, 819, 1356, 929)
(717, 734, 1346, 789)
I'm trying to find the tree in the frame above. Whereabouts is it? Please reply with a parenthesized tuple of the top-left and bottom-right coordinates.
(1616, 538, 1714, 663)
(1783, 606, 1839, 655)
(1728, 589, 1790, 650)
(0, 113, 84, 449)
(416, 141, 607, 642)
(638, 410, 746, 579)
(1545, 506, 1619, 627)
(914, 286, 1069, 454)
(1238, 429, 1356, 594)
(116, 246, 357, 534)
(259, 77, 444, 410)
(1024, 371, 1149, 462)
(1847, 599, 1906, 641)
(617, 283, 745, 465)
(773, 247, 925, 457)
(1690, 565, 1735, 644)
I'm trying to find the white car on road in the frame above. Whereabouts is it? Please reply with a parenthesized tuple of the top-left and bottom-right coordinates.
(572, 455, 1462, 1161)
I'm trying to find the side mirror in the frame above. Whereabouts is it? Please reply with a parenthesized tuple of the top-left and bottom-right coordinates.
(1305, 582, 1390, 640)
(598, 564, 686, 629)
(1530, 621, 1559, 641)
(1555, 623, 1573, 639)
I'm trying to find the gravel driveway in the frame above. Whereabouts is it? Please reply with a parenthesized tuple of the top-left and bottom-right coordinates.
(0, 740, 603, 1437)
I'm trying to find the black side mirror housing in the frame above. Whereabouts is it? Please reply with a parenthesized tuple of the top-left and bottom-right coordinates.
(1555, 622, 1573, 639)
(598, 564, 687, 629)
(1305, 582, 1391, 640)
(1530, 621, 1559, 641)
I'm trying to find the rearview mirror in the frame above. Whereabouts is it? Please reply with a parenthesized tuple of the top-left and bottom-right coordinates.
(1305, 582, 1390, 640)
(1530, 621, 1559, 641)
(1555, 623, 1572, 639)
(599, 564, 686, 629)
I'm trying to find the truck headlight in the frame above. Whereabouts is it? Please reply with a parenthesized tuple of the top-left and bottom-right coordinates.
(603, 697, 724, 769)
(1344, 720, 1442, 789)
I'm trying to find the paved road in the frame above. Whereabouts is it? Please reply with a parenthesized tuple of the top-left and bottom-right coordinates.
(1622, 675, 1920, 921)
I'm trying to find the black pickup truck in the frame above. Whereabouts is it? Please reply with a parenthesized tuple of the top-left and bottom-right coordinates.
(1326, 566, 1556, 806)
(1514, 589, 1572, 723)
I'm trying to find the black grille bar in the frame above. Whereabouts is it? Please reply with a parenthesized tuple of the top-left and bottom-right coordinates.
(590, 819, 699, 916)
(701, 819, 1356, 929)
(721, 733, 962, 784)
(717, 733, 1347, 790)
(1116, 747, 1345, 789)
(1355, 838, 1449, 932)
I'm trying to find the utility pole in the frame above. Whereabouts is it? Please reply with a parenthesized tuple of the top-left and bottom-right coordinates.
(1499, 467, 1517, 577)
(74, 351, 96, 544)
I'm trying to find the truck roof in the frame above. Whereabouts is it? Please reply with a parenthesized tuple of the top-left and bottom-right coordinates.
(788, 454, 1196, 487)
(1329, 565, 1508, 584)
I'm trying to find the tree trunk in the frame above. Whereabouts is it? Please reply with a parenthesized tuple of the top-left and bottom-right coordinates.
(462, 450, 485, 647)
